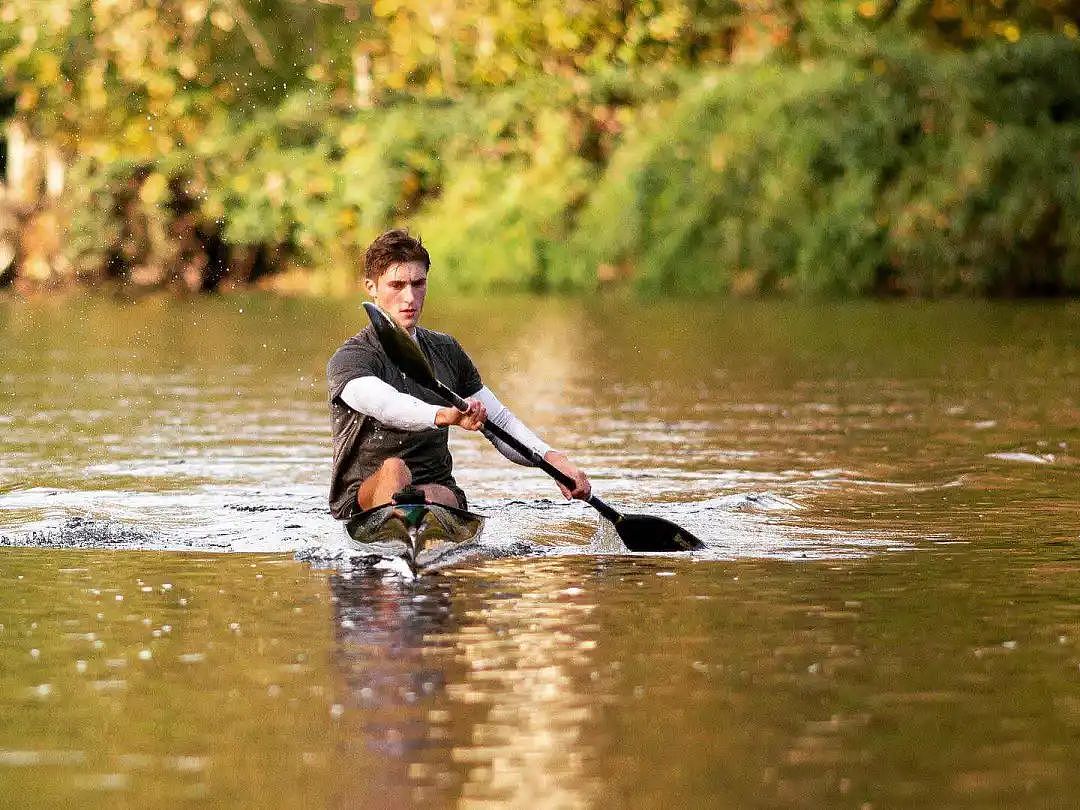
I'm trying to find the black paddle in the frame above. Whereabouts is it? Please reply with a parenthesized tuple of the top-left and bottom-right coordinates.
(362, 302, 704, 552)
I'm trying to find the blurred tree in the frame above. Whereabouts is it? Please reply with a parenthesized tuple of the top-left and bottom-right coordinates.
(0, 0, 352, 153)
(1, 0, 1077, 294)
(364, 0, 744, 94)
(870, 0, 1079, 46)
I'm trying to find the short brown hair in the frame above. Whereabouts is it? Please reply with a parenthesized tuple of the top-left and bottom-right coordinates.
(363, 229, 430, 280)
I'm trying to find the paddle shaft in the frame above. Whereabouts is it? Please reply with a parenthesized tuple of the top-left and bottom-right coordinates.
(432, 380, 623, 524)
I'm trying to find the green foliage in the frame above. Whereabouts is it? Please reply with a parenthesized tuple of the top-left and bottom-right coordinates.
(412, 86, 598, 290)
(568, 63, 908, 293)
(567, 33, 1080, 295)
(55, 69, 644, 288)
(363, 0, 745, 94)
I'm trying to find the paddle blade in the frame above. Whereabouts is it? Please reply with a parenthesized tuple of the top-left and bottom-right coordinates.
(362, 301, 438, 388)
(615, 514, 704, 552)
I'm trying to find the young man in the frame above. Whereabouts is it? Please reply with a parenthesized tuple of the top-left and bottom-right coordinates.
(326, 229, 591, 519)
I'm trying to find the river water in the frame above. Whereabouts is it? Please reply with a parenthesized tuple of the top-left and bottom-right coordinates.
(1, 295, 1078, 807)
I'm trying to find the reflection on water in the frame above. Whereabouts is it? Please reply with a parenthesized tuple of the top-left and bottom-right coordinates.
(330, 562, 601, 806)
(0, 549, 339, 806)
(2, 541, 1080, 805)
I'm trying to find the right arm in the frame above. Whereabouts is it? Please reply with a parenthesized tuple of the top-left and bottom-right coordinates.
(472, 386, 591, 499)
(340, 376, 485, 430)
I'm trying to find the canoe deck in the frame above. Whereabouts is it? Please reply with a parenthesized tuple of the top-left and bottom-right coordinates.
(344, 500, 485, 572)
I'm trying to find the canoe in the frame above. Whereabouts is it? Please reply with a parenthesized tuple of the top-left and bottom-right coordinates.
(344, 499, 485, 572)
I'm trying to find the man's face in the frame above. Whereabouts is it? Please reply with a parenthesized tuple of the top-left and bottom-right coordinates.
(364, 260, 428, 332)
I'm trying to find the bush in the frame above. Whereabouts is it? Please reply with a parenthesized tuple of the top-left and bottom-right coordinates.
(57, 33, 1080, 297)
(569, 33, 1080, 296)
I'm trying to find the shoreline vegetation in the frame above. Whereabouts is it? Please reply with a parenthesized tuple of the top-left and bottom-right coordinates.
(2, 2, 1079, 297)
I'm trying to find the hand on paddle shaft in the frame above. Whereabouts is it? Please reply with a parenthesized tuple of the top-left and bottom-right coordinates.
(543, 450, 591, 501)
(434, 398, 592, 501)
(435, 398, 487, 430)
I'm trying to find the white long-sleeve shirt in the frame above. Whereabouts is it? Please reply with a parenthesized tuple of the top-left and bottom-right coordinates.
(339, 377, 552, 466)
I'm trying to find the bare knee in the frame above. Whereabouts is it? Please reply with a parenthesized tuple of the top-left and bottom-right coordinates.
(417, 484, 459, 508)
(379, 457, 411, 488)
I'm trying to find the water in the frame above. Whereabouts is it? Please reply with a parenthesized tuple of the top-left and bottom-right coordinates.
(1, 295, 1079, 806)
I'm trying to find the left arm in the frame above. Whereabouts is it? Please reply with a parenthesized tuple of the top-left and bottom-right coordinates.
(449, 338, 589, 500)
(473, 386, 591, 500)
(473, 386, 550, 465)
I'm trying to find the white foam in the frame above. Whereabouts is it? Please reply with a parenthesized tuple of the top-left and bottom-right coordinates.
(987, 452, 1055, 465)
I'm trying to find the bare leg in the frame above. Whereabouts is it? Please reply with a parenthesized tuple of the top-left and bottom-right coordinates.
(416, 484, 460, 508)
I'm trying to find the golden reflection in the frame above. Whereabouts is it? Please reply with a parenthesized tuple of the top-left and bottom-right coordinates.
(443, 565, 600, 807)
(329, 560, 601, 807)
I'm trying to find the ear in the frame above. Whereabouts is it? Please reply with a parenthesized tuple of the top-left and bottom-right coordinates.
(363, 276, 377, 298)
